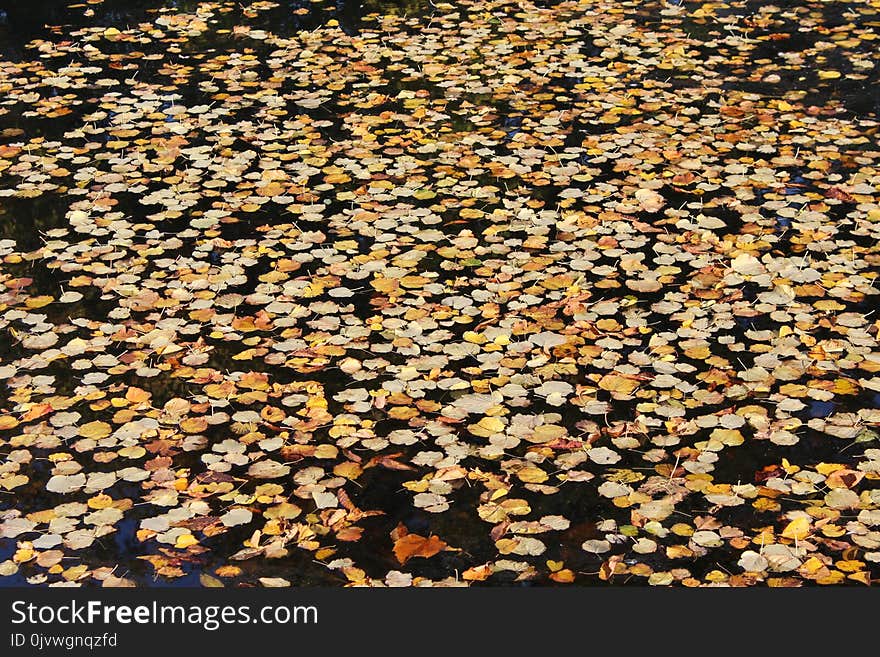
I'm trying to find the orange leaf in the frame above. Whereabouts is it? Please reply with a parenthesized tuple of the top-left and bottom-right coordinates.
(125, 387, 152, 404)
(261, 406, 285, 423)
(336, 527, 363, 542)
(22, 403, 53, 422)
(215, 565, 241, 578)
(393, 533, 447, 565)
(462, 564, 493, 581)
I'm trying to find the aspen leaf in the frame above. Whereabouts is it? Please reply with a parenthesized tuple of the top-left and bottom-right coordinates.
(781, 517, 811, 541)
(634, 188, 665, 212)
(79, 421, 111, 439)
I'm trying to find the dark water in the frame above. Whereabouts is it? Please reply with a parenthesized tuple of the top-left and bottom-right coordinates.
(0, 0, 428, 52)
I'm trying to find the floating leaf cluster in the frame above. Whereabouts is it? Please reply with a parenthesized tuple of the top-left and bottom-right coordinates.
(1, 0, 880, 586)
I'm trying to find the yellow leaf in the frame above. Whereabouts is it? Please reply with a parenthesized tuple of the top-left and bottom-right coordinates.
(25, 295, 54, 309)
(489, 488, 508, 501)
(175, 533, 199, 549)
(314, 444, 338, 459)
(118, 446, 145, 459)
(781, 458, 800, 475)
(781, 516, 811, 541)
(463, 331, 486, 344)
(836, 560, 865, 573)
(79, 421, 111, 439)
(314, 548, 337, 561)
(179, 417, 208, 433)
(88, 494, 113, 510)
(684, 345, 710, 359)
(62, 565, 89, 581)
(388, 406, 418, 420)
(403, 479, 429, 492)
(238, 372, 269, 390)
(816, 462, 844, 476)
(711, 428, 744, 446)
(816, 570, 845, 585)
(753, 497, 781, 512)
(399, 276, 428, 288)
(27, 510, 56, 524)
(371, 277, 399, 294)
(333, 462, 363, 480)
(847, 571, 871, 585)
(671, 523, 694, 537)
(0, 474, 28, 490)
(13, 547, 35, 563)
(517, 466, 548, 484)
(832, 378, 859, 395)
(528, 424, 566, 444)
(666, 545, 694, 559)
(477, 416, 505, 433)
(598, 374, 640, 396)
(800, 556, 826, 576)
